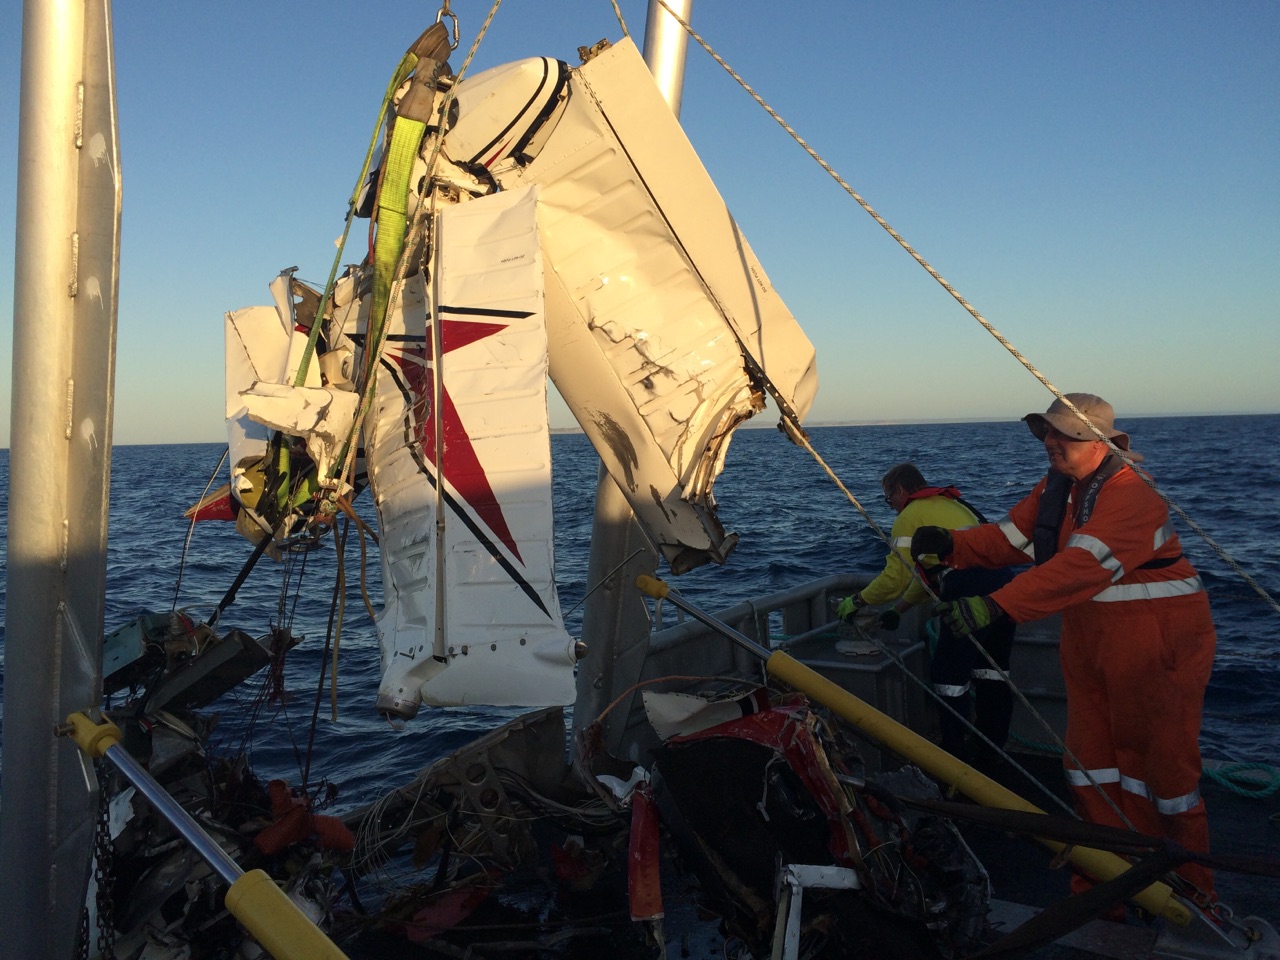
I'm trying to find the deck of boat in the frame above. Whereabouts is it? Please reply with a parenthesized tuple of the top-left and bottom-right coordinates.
(967, 751, 1280, 958)
(638, 576, 1280, 958)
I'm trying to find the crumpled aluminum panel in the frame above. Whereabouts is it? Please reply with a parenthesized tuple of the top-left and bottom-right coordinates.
(492, 37, 817, 572)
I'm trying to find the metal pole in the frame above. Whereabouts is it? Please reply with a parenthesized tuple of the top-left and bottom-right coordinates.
(2, 2, 121, 957)
(62, 713, 349, 959)
(572, 0, 694, 757)
(105, 743, 245, 886)
(642, 0, 693, 119)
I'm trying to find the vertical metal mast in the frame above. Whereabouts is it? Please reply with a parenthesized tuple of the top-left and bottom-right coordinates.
(2, 1, 122, 957)
(641, 0, 692, 117)
(573, 0, 693, 757)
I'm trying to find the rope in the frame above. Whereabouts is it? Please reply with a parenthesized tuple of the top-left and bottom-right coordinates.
(652, 0, 1280, 623)
(607, 0, 630, 39)
(647, 0, 1278, 826)
(778, 427, 1131, 829)
(1203, 762, 1280, 800)
(303, 514, 349, 788)
(330, 518, 347, 723)
(172, 445, 229, 613)
(562, 547, 647, 621)
(1010, 732, 1065, 756)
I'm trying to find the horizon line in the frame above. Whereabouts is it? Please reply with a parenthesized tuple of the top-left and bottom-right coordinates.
(2, 409, 1274, 450)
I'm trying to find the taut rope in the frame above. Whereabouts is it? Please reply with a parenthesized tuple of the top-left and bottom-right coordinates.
(652, 0, 1280, 621)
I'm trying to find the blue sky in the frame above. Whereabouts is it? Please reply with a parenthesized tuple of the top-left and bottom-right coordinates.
(3, 0, 1277, 446)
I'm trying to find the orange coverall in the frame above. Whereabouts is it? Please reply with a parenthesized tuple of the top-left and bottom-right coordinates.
(949, 464, 1216, 896)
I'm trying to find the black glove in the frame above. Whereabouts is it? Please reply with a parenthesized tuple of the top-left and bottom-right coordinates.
(878, 609, 901, 631)
(910, 525, 954, 561)
(934, 595, 1004, 637)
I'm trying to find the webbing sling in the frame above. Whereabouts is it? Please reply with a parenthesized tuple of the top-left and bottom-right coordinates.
(293, 50, 419, 390)
(366, 111, 428, 378)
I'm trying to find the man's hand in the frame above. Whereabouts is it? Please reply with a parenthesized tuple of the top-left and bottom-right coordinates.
(934, 595, 1003, 636)
(835, 594, 867, 623)
(910, 526, 953, 560)
(878, 609, 901, 631)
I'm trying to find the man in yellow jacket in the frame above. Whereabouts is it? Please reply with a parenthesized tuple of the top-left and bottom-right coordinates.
(836, 463, 1017, 768)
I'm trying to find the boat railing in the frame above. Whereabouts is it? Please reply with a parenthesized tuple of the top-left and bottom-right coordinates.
(605, 574, 1066, 769)
(646, 573, 862, 652)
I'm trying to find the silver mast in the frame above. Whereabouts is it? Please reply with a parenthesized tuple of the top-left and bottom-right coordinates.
(641, 0, 693, 117)
(573, 0, 693, 756)
(2, 0, 122, 957)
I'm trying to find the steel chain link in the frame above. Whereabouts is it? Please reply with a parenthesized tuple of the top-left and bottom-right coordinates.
(93, 758, 117, 960)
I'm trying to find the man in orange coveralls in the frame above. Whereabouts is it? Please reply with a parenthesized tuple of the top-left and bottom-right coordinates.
(910, 393, 1216, 899)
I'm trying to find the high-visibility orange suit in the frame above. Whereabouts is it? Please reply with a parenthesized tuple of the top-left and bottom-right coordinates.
(949, 457, 1215, 896)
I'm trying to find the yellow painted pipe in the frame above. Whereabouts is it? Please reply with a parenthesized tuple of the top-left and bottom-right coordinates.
(226, 870, 348, 960)
(63, 711, 350, 958)
(764, 651, 1190, 926)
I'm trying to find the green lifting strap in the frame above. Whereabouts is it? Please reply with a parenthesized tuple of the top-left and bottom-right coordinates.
(367, 111, 428, 376)
(291, 51, 419, 391)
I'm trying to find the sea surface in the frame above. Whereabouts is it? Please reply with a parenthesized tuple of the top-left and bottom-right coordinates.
(1, 415, 1278, 808)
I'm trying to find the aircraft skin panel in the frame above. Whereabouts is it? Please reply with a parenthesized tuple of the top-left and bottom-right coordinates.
(541, 264, 731, 570)
(575, 40, 818, 416)
(486, 38, 816, 570)
(367, 186, 576, 713)
(224, 305, 283, 485)
(216, 34, 820, 710)
(519, 95, 759, 480)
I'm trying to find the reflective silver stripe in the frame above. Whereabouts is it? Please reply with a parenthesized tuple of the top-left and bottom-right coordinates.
(892, 536, 912, 550)
(970, 668, 1005, 682)
(1119, 774, 1150, 799)
(1153, 785, 1203, 815)
(997, 515, 1034, 558)
(1065, 766, 1119, 787)
(1065, 532, 1125, 581)
(1092, 575, 1204, 603)
(1153, 521, 1174, 551)
(1121, 775, 1202, 814)
(1066, 768, 1202, 814)
(934, 683, 970, 698)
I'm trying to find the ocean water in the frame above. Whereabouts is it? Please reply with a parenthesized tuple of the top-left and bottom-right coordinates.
(0, 415, 1278, 807)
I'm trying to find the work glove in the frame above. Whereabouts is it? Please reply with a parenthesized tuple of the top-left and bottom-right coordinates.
(834, 594, 867, 623)
(878, 609, 901, 632)
(934, 595, 1003, 637)
(910, 525, 954, 561)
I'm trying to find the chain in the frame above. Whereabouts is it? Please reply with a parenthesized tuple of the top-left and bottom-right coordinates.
(92, 758, 118, 960)
(77, 906, 89, 960)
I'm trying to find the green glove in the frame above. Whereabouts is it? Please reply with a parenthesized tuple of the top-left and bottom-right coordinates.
(835, 594, 867, 623)
(878, 609, 901, 631)
(910, 525, 954, 560)
(935, 595, 1003, 636)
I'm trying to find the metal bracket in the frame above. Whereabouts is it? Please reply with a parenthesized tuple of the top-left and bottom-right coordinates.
(770, 863, 861, 960)
(1155, 909, 1280, 960)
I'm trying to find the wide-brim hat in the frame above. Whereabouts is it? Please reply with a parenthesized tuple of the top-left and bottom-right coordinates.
(1023, 392, 1143, 462)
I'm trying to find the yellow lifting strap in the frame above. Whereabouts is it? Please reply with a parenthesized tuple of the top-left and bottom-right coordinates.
(368, 107, 428, 368)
